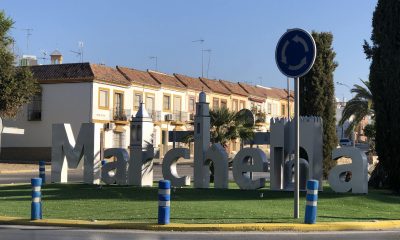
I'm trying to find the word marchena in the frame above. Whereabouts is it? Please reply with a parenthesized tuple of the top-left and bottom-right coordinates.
(51, 92, 368, 193)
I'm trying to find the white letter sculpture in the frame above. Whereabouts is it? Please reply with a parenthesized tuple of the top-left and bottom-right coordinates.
(204, 143, 229, 189)
(101, 148, 129, 185)
(51, 123, 102, 184)
(128, 103, 154, 186)
(193, 91, 211, 188)
(270, 117, 323, 191)
(233, 148, 268, 190)
(162, 148, 191, 187)
(328, 147, 368, 194)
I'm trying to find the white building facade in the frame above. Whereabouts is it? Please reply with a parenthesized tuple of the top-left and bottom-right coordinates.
(1, 62, 294, 161)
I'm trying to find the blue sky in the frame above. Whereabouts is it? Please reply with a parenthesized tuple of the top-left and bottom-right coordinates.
(2, 0, 377, 100)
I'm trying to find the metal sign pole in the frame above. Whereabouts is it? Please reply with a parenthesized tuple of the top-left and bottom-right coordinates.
(294, 76, 300, 219)
(275, 28, 316, 220)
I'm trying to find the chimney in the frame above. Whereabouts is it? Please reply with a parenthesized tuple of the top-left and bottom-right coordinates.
(50, 50, 63, 64)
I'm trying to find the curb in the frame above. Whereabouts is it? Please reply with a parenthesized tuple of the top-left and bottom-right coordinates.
(0, 216, 399, 231)
(0, 170, 39, 174)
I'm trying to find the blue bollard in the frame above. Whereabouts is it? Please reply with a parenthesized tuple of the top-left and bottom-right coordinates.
(31, 178, 42, 220)
(158, 180, 171, 224)
(39, 161, 45, 184)
(304, 180, 319, 224)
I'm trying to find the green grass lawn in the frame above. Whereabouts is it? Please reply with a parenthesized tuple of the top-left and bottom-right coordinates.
(0, 182, 399, 224)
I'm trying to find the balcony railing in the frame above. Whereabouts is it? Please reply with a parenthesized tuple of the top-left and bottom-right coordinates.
(149, 110, 161, 122)
(255, 115, 266, 123)
(112, 108, 131, 121)
(173, 110, 189, 122)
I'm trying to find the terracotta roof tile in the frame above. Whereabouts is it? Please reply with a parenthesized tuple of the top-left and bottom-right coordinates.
(90, 64, 130, 86)
(238, 82, 266, 99)
(219, 80, 248, 97)
(30, 63, 130, 86)
(256, 86, 279, 99)
(173, 73, 210, 92)
(117, 66, 161, 87)
(148, 70, 186, 89)
(199, 77, 231, 95)
(256, 86, 292, 100)
(30, 63, 94, 81)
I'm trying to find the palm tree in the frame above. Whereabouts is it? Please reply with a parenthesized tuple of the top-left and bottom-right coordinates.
(182, 107, 254, 147)
(339, 79, 374, 136)
(209, 107, 254, 148)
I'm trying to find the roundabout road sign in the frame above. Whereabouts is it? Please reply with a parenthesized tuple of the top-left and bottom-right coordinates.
(275, 28, 316, 78)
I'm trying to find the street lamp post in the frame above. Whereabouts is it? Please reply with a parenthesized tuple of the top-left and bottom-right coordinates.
(336, 81, 355, 145)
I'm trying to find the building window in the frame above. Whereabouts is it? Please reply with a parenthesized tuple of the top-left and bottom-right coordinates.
(221, 99, 227, 109)
(188, 96, 195, 112)
(213, 97, 219, 109)
(239, 100, 245, 109)
(173, 96, 182, 112)
(28, 92, 42, 121)
(113, 91, 125, 120)
(133, 92, 142, 110)
(145, 94, 155, 115)
(281, 104, 286, 116)
(232, 99, 238, 112)
(267, 103, 272, 115)
(163, 95, 171, 111)
(98, 88, 110, 109)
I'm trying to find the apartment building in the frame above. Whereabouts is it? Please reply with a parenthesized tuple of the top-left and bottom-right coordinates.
(1, 60, 294, 161)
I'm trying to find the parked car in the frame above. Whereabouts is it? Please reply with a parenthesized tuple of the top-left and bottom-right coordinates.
(339, 138, 352, 147)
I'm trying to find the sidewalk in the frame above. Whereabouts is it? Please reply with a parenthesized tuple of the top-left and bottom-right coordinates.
(0, 163, 39, 174)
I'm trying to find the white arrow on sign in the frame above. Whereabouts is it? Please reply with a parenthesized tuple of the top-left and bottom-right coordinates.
(293, 35, 309, 52)
(281, 40, 289, 64)
(288, 57, 307, 71)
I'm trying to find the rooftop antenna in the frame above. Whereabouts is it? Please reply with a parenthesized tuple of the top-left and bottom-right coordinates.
(202, 49, 212, 78)
(192, 39, 205, 77)
(38, 50, 48, 64)
(70, 41, 84, 63)
(22, 28, 33, 53)
(149, 56, 158, 71)
(258, 76, 263, 85)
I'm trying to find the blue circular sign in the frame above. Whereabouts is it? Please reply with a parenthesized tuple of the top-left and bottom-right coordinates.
(275, 28, 316, 78)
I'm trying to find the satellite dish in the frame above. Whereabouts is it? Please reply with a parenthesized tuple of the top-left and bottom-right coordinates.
(236, 109, 254, 127)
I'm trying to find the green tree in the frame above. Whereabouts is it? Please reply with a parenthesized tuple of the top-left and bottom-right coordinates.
(363, 0, 400, 190)
(299, 31, 338, 178)
(183, 107, 254, 148)
(0, 11, 38, 118)
(339, 80, 374, 136)
(209, 107, 254, 148)
(364, 123, 376, 154)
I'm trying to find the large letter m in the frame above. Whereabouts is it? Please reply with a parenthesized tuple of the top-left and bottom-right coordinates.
(51, 123, 101, 184)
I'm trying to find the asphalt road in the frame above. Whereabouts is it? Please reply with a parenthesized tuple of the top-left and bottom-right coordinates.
(0, 225, 399, 240)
